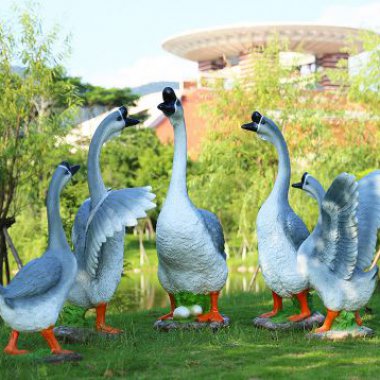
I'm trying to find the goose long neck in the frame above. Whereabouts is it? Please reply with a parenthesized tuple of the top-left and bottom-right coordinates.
(47, 177, 69, 251)
(168, 116, 188, 198)
(88, 124, 107, 206)
(270, 131, 291, 202)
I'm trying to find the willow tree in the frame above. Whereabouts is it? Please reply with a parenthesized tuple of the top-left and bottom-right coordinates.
(0, 9, 80, 283)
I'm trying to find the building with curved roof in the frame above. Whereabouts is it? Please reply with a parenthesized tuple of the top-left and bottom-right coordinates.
(163, 23, 366, 88)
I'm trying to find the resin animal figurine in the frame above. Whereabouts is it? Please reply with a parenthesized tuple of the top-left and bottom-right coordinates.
(156, 87, 228, 323)
(293, 171, 380, 332)
(0, 162, 80, 355)
(68, 106, 156, 333)
(241, 111, 311, 322)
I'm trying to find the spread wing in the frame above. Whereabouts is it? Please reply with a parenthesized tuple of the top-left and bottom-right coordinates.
(308, 173, 359, 280)
(2, 256, 62, 305)
(199, 209, 226, 259)
(356, 170, 380, 270)
(85, 186, 156, 278)
(284, 209, 309, 250)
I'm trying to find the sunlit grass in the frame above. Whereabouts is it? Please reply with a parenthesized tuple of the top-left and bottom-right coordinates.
(1, 290, 380, 379)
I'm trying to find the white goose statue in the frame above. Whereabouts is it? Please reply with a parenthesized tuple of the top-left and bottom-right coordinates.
(156, 87, 228, 323)
(68, 106, 156, 333)
(241, 111, 311, 322)
(0, 162, 79, 355)
(293, 172, 380, 332)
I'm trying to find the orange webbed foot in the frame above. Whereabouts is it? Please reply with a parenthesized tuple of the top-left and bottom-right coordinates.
(288, 311, 311, 322)
(260, 310, 280, 318)
(158, 312, 174, 321)
(197, 311, 224, 323)
(3, 347, 29, 355)
(96, 325, 123, 334)
(52, 348, 75, 355)
(314, 326, 330, 333)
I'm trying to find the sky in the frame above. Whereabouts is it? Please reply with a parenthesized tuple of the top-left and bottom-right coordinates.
(0, 0, 379, 88)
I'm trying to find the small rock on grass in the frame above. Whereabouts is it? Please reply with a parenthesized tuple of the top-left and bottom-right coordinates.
(54, 326, 121, 344)
(43, 352, 83, 364)
(253, 312, 325, 331)
(154, 316, 230, 332)
(307, 326, 375, 341)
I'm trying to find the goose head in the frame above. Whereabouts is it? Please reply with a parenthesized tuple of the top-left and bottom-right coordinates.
(102, 106, 140, 142)
(54, 161, 81, 193)
(241, 111, 281, 143)
(157, 87, 183, 122)
(292, 172, 321, 200)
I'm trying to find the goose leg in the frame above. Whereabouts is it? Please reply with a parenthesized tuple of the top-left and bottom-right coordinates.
(95, 303, 123, 334)
(197, 291, 224, 323)
(288, 290, 312, 322)
(355, 311, 363, 326)
(158, 293, 176, 320)
(3, 330, 29, 355)
(260, 291, 283, 318)
(41, 326, 74, 355)
(315, 309, 340, 333)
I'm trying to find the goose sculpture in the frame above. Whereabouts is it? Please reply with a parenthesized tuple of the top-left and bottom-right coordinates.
(0, 162, 80, 355)
(241, 111, 311, 322)
(156, 87, 228, 323)
(68, 106, 156, 333)
(292, 172, 380, 332)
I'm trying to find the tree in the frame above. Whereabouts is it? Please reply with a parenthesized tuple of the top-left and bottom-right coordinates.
(61, 76, 140, 110)
(0, 8, 80, 283)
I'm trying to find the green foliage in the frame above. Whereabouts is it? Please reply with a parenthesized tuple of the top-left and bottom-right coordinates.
(332, 311, 358, 331)
(0, 6, 80, 220)
(57, 304, 90, 327)
(328, 30, 380, 115)
(174, 292, 210, 310)
(62, 76, 139, 109)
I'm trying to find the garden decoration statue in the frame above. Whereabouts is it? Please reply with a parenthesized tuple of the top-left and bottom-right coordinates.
(241, 111, 324, 330)
(67, 106, 156, 334)
(155, 87, 228, 329)
(0, 162, 80, 356)
(292, 171, 380, 337)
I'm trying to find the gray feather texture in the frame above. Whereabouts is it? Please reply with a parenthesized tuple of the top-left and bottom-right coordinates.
(311, 173, 359, 280)
(199, 209, 226, 259)
(297, 172, 378, 312)
(2, 256, 62, 307)
(356, 171, 380, 269)
(84, 187, 156, 278)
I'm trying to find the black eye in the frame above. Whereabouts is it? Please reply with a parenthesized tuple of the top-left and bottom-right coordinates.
(116, 115, 122, 121)
(66, 170, 70, 176)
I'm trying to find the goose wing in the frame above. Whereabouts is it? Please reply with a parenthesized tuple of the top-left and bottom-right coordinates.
(199, 209, 226, 259)
(84, 186, 156, 278)
(2, 256, 62, 304)
(285, 209, 309, 250)
(356, 170, 380, 270)
(308, 173, 359, 280)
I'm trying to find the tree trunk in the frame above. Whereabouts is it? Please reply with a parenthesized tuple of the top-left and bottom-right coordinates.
(138, 225, 150, 267)
(3, 227, 23, 270)
(139, 227, 146, 267)
(0, 230, 10, 285)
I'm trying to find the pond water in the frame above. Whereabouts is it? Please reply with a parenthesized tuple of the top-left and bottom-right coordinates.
(109, 269, 266, 313)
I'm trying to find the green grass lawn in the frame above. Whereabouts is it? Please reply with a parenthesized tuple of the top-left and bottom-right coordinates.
(1, 290, 380, 379)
